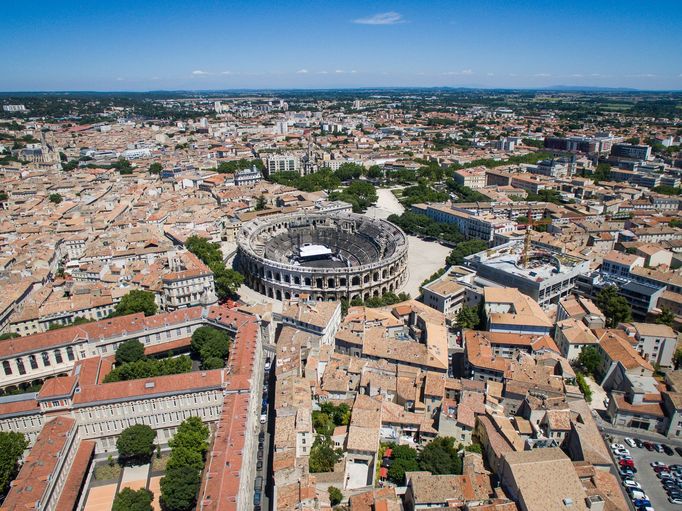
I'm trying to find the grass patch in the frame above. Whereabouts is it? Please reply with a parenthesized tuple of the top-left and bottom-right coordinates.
(152, 453, 170, 472)
(94, 462, 122, 481)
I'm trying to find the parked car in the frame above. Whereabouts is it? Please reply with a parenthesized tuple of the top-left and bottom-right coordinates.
(654, 465, 670, 473)
(264, 357, 272, 371)
(614, 448, 631, 456)
(651, 461, 668, 468)
(257, 449, 263, 461)
(659, 472, 674, 480)
(256, 460, 263, 471)
(675, 446, 682, 457)
(258, 431, 265, 442)
(620, 459, 635, 468)
(643, 441, 655, 451)
(663, 444, 675, 456)
(254, 490, 262, 506)
(633, 499, 651, 508)
(260, 413, 267, 424)
(624, 438, 636, 448)
(254, 476, 263, 490)
(655, 444, 665, 453)
(611, 443, 626, 451)
(670, 496, 682, 505)
(634, 438, 644, 448)
(623, 479, 642, 489)
(619, 468, 635, 478)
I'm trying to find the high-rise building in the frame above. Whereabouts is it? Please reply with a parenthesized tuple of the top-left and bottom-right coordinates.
(610, 143, 652, 161)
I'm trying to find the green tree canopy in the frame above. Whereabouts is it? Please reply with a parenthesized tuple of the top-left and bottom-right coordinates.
(334, 163, 365, 181)
(309, 436, 342, 473)
(48, 193, 63, 204)
(115, 339, 146, 365)
(328, 486, 343, 506)
(104, 355, 192, 383)
(446, 240, 488, 266)
(418, 437, 461, 475)
(148, 162, 163, 174)
(456, 305, 480, 330)
(578, 346, 602, 377)
(112, 488, 154, 511)
(117, 424, 156, 466)
(111, 290, 158, 317)
(656, 307, 675, 327)
(0, 432, 28, 496)
(159, 465, 202, 511)
(191, 326, 230, 366)
(595, 285, 632, 328)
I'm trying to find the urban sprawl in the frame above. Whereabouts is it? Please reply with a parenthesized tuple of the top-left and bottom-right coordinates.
(0, 90, 681, 511)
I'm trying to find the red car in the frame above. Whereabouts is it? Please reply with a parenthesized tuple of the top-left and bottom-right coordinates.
(619, 459, 635, 468)
(653, 466, 670, 473)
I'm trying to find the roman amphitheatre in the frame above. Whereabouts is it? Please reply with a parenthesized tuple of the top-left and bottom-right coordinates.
(236, 212, 408, 302)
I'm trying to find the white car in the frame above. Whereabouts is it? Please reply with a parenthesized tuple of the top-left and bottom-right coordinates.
(260, 413, 267, 424)
(611, 443, 626, 451)
(670, 496, 682, 505)
(624, 437, 636, 448)
(622, 479, 641, 490)
(614, 448, 630, 457)
(651, 461, 668, 468)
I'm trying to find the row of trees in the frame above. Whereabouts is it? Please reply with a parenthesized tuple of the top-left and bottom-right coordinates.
(0, 432, 28, 498)
(160, 417, 211, 511)
(385, 437, 480, 484)
(387, 212, 464, 244)
(105, 339, 192, 382)
(329, 181, 378, 213)
(185, 235, 244, 300)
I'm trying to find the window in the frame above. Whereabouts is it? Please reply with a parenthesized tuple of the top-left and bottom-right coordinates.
(41, 352, 51, 366)
(16, 358, 25, 375)
(66, 347, 75, 361)
(2, 361, 11, 375)
(54, 349, 63, 364)
(29, 355, 38, 370)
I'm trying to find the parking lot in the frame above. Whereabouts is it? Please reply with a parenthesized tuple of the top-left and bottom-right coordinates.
(610, 434, 682, 510)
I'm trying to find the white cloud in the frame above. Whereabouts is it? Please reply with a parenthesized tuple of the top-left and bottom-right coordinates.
(296, 69, 309, 74)
(534, 73, 551, 77)
(442, 69, 474, 76)
(192, 70, 210, 76)
(570, 73, 584, 78)
(487, 72, 495, 77)
(350, 70, 357, 74)
(353, 11, 404, 25)
(335, 69, 344, 74)
(318, 70, 329, 74)
(220, 71, 232, 75)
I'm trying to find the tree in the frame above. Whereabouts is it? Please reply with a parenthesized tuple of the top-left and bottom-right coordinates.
(418, 437, 461, 475)
(117, 424, 156, 466)
(0, 432, 28, 496)
(595, 286, 632, 328)
(116, 339, 145, 365)
(578, 346, 602, 376)
(592, 163, 612, 183)
(166, 446, 204, 471)
(112, 488, 153, 511)
(446, 240, 488, 266)
(211, 264, 244, 300)
(309, 436, 342, 473)
(576, 372, 592, 402)
(104, 355, 192, 383)
(656, 307, 675, 327)
(456, 306, 480, 330)
(48, 193, 63, 204)
(0, 332, 20, 340)
(674, 348, 682, 370)
(366, 165, 384, 179)
(185, 236, 224, 267)
(113, 158, 133, 174)
(112, 290, 158, 317)
(328, 486, 343, 506)
(148, 162, 163, 174)
(387, 457, 419, 484)
(191, 326, 230, 365)
(255, 194, 267, 211)
(160, 465, 202, 511)
(312, 411, 334, 436)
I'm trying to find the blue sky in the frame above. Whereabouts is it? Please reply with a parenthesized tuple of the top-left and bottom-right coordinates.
(2, 0, 681, 91)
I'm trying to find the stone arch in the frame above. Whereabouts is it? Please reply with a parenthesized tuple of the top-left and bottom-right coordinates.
(276, 289, 282, 300)
(352, 276, 361, 286)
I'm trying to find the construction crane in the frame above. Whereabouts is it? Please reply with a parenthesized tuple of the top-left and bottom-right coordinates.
(519, 207, 551, 268)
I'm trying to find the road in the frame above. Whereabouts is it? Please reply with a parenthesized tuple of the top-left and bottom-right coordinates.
(365, 188, 404, 219)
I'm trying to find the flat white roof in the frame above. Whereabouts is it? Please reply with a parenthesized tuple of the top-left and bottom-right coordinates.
(300, 244, 332, 258)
